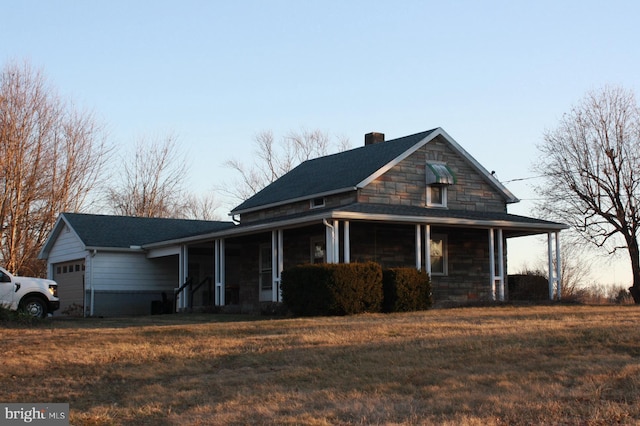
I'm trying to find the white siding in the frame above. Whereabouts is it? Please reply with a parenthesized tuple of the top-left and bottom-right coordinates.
(47, 224, 87, 265)
(90, 252, 177, 292)
(88, 251, 179, 316)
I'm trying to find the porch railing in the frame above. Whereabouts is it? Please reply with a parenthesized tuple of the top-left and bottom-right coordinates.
(191, 276, 213, 307)
(174, 276, 214, 312)
(174, 277, 192, 312)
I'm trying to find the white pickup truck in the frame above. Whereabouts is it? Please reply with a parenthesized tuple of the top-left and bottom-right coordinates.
(0, 266, 60, 318)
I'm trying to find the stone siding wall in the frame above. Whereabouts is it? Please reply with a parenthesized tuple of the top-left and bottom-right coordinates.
(349, 222, 416, 268)
(359, 136, 507, 212)
(229, 223, 508, 312)
(346, 223, 507, 304)
(430, 227, 508, 303)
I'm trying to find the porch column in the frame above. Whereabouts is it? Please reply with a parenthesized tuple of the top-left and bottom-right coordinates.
(497, 229, 505, 301)
(424, 225, 432, 275)
(272, 229, 284, 302)
(343, 221, 350, 264)
(556, 232, 562, 300)
(324, 219, 339, 264)
(415, 224, 422, 270)
(324, 220, 334, 263)
(488, 229, 505, 301)
(548, 232, 562, 300)
(489, 229, 496, 300)
(214, 239, 225, 306)
(178, 245, 189, 310)
(333, 220, 340, 263)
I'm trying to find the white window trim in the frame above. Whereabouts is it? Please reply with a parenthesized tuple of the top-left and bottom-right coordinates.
(427, 185, 448, 208)
(430, 233, 448, 276)
(310, 236, 326, 263)
(310, 197, 326, 209)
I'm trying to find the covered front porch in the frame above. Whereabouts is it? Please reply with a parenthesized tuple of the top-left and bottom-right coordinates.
(159, 204, 567, 313)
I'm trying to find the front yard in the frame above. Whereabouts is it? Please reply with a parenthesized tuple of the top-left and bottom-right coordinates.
(1, 305, 639, 425)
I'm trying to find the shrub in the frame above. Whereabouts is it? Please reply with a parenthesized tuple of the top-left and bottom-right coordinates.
(329, 262, 383, 315)
(0, 305, 44, 326)
(281, 262, 383, 316)
(281, 264, 334, 316)
(383, 268, 432, 312)
(508, 274, 549, 300)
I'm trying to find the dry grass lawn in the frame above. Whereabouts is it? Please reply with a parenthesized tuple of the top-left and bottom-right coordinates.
(1, 305, 640, 425)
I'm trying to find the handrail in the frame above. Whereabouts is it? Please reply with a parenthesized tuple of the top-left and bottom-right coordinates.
(174, 276, 214, 312)
(191, 276, 212, 295)
(174, 277, 193, 312)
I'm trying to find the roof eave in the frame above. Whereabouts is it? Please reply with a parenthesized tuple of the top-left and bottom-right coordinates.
(39, 213, 85, 259)
(431, 128, 521, 204)
(230, 187, 358, 216)
(145, 208, 567, 250)
(356, 129, 440, 188)
(329, 210, 568, 231)
(84, 246, 146, 253)
(143, 212, 334, 248)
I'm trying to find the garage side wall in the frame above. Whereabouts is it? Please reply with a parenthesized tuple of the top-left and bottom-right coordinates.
(89, 252, 178, 316)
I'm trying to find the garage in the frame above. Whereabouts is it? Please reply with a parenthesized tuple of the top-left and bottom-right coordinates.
(53, 260, 85, 316)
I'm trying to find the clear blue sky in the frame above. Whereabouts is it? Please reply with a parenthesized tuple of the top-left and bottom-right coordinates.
(3, 0, 640, 286)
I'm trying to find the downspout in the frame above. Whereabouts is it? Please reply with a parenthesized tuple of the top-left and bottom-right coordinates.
(323, 219, 334, 263)
(415, 224, 422, 270)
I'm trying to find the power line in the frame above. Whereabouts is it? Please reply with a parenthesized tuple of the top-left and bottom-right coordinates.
(501, 175, 545, 184)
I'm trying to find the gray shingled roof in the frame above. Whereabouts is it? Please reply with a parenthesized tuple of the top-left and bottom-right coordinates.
(227, 202, 567, 231)
(231, 129, 438, 213)
(62, 213, 235, 248)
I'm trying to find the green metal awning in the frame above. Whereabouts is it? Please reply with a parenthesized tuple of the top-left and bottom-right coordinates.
(426, 163, 457, 184)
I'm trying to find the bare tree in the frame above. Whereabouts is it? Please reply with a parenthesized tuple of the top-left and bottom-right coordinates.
(221, 129, 350, 203)
(181, 192, 222, 221)
(107, 135, 186, 218)
(106, 135, 221, 219)
(0, 60, 110, 276)
(534, 86, 640, 302)
(520, 232, 594, 299)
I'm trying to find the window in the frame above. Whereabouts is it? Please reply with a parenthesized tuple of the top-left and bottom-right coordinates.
(427, 185, 447, 207)
(259, 244, 272, 291)
(311, 237, 325, 264)
(310, 197, 326, 209)
(426, 162, 455, 208)
(430, 234, 448, 275)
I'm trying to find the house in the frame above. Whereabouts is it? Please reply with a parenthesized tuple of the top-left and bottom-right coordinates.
(40, 128, 567, 316)
(39, 215, 234, 316)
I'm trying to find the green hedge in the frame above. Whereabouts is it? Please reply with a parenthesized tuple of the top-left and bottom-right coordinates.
(382, 268, 432, 312)
(280, 264, 335, 316)
(281, 262, 383, 316)
(281, 263, 432, 316)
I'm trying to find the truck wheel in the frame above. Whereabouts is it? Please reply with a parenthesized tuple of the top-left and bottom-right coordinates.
(21, 297, 47, 318)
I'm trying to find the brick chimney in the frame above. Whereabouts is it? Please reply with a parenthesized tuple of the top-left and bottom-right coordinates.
(364, 132, 385, 146)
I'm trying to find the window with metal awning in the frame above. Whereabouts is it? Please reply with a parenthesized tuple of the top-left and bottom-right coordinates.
(426, 162, 457, 185)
